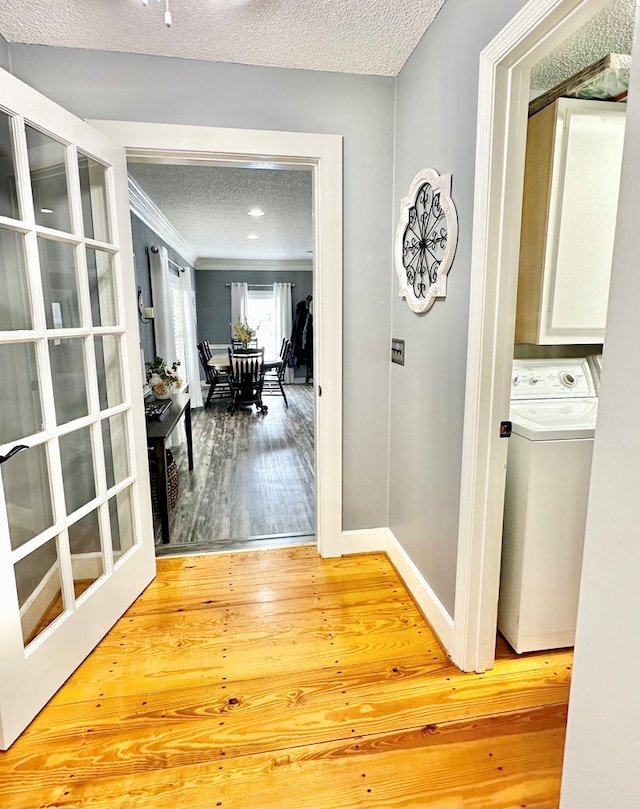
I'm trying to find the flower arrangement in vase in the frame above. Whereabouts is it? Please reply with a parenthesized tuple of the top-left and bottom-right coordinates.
(146, 356, 182, 399)
(230, 320, 257, 348)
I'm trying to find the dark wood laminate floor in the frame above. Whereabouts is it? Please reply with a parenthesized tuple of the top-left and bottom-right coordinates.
(157, 384, 315, 553)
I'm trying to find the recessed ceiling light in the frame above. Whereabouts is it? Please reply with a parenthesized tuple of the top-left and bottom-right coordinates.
(247, 208, 265, 217)
(40, 208, 54, 214)
(246, 234, 259, 240)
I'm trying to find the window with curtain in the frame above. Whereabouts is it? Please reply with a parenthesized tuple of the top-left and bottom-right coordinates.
(169, 276, 186, 376)
(246, 288, 276, 356)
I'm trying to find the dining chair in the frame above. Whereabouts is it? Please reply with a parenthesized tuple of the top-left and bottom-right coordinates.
(231, 338, 258, 350)
(227, 347, 268, 414)
(197, 340, 231, 407)
(262, 339, 293, 407)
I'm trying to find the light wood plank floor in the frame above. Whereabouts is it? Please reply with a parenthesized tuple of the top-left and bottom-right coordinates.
(162, 384, 315, 552)
(0, 547, 572, 809)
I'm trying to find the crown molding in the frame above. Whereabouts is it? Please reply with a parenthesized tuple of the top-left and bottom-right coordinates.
(128, 175, 198, 266)
(195, 258, 313, 272)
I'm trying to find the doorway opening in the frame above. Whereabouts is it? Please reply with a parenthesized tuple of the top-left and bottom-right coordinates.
(454, 0, 634, 672)
(89, 119, 344, 560)
(128, 157, 316, 553)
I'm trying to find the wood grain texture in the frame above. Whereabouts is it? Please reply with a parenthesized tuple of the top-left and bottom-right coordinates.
(0, 547, 572, 809)
(515, 101, 556, 345)
(164, 384, 315, 548)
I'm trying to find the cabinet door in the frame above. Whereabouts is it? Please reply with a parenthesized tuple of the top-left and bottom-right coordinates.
(541, 101, 626, 342)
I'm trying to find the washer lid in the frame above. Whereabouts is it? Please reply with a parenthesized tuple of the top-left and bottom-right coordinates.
(511, 358, 596, 400)
(510, 399, 598, 440)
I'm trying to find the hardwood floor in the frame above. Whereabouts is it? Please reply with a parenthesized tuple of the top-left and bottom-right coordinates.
(0, 547, 572, 809)
(161, 384, 315, 552)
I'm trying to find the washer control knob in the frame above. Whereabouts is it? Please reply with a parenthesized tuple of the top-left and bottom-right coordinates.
(560, 371, 577, 387)
(530, 376, 541, 385)
(512, 374, 520, 386)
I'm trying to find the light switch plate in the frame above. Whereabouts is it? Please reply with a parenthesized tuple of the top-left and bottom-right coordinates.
(391, 338, 405, 366)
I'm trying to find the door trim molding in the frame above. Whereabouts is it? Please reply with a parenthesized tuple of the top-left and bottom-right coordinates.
(89, 121, 343, 558)
(129, 175, 198, 265)
(454, 0, 615, 672)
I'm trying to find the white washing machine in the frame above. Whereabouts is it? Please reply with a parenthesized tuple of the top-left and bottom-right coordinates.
(498, 358, 598, 653)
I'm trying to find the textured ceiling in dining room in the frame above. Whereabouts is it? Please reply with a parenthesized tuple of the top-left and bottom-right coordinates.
(128, 161, 313, 263)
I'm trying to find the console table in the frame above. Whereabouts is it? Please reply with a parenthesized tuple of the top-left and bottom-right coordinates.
(146, 392, 193, 544)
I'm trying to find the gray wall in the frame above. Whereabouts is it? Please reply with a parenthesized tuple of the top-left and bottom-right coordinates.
(194, 269, 313, 381)
(130, 212, 193, 364)
(195, 270, 312, 346)
(8, 46, 395, 530)
(390, 0, 529, 614)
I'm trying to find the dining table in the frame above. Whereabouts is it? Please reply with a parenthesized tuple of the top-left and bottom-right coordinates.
(207, 352, 282, 373)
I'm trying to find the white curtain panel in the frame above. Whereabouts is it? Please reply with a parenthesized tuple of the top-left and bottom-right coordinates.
(149, 245, 175, 363)
(149, 244, 185, 445)
(180, 267, 204, 409)
(230, 281, 248, 336)
(274, 282, 294, 384)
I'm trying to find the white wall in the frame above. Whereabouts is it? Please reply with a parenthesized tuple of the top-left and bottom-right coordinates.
(390, 0, 530, 614)
(7, 45, 395, 531)
(560, 7, 640, 805)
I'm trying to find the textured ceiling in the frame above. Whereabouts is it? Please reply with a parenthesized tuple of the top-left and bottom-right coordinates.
(27, 0, 627, 262)
(530, 0, 635, 95)
(128, 162, 313, 262)
(0, 0, 447, 77)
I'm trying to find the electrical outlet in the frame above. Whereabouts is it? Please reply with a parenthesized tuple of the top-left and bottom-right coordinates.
(391, 338, 405, 366)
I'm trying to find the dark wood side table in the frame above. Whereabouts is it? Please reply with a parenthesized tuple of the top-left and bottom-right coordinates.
(145, 392, 193, 544)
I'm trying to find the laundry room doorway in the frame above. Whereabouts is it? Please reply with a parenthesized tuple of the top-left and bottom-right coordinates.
(453, 0, 637, 673)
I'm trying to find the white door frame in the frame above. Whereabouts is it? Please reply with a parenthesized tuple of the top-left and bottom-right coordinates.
(89, 121, 343, 558)
(454, 0, 618, 671)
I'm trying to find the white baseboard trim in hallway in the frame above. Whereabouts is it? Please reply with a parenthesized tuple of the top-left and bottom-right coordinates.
(342, 527, 455, 656)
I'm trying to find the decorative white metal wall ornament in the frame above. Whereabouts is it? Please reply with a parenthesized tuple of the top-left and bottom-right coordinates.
(394, 168, 458, 313)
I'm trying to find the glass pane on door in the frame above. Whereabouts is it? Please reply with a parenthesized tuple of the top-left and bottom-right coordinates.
(109, 486, 135, 559)
(49, 338, 88, 425)
(87, 248, 118, 327)
(0, 228, 30, 330)
(15, 536, 64, 647)
(68, 509, 104, 599)
(25, 126, 72, 233)
(59, 426, 96, 515)
(38, 238, 80, 329)
(3, 442, 53, 551)
(95, 335, 124, 410)
(0, 112, 20, 220)
(78, 153, 111, 243)
(102, 412, 130, 488)
(0, 342, 43, 444)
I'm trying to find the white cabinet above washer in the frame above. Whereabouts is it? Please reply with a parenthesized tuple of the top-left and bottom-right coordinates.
(515, 98, 626, 345)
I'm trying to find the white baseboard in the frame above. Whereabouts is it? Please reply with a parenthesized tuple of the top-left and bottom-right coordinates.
(20, 562, 62, 641)
(71, 552, 104, 581)
(341, 527, 455, 658)
(341, 528, 389, 554)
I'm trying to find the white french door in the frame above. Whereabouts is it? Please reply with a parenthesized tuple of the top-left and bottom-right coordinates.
(0, 69, 155, 749)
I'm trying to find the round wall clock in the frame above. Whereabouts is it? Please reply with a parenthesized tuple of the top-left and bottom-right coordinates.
(394, 168, 458, 314)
